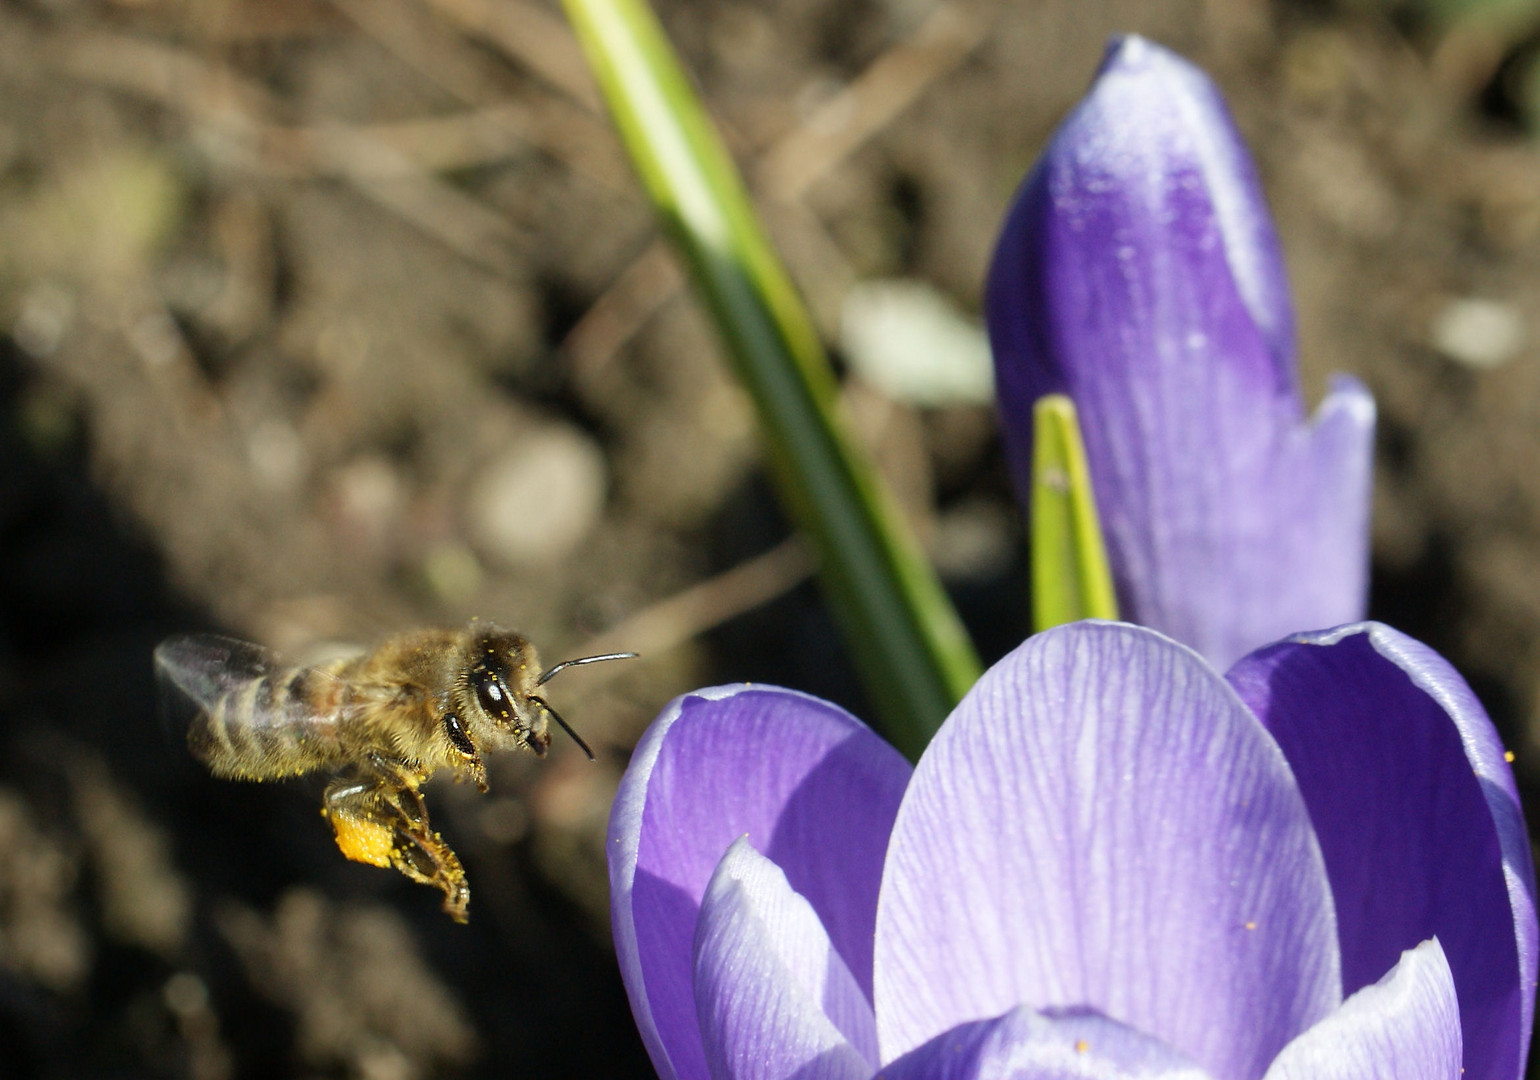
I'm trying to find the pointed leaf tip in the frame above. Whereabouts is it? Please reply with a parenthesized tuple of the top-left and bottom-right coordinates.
(1030, 394, 1117, 631)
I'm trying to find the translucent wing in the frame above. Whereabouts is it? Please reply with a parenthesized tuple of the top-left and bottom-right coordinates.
(154, 634, 283, 713)
(156, 634, 364, 778)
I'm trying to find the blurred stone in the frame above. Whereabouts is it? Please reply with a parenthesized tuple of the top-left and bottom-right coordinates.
(163, 971, 210, 1017)
(466, 424, 607, 566)
(1431, 297, 1525, 370)
(163, 971, 234, 1080)
(12, 281, 75, 358)
(246, 418, 307, 492)
(840, 278, 995, 407)
(329, 456, 404, 558)
(314, 319, 373, 377)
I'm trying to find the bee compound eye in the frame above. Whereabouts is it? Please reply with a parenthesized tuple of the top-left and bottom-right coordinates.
(443, 711, 476, 758)
(473, 671, 510, 721)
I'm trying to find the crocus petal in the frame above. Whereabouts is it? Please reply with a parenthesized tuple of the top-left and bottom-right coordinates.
(986, 35, 1374, 670)
(874, 621, 1340, 1080)
(610, 685, 912, 1080)
(1228, 623, 1539, 1080)
(1263, 939, 1461, 1080)
(692, 838, 878, 1080)
(879, 1005, 1213, 1080)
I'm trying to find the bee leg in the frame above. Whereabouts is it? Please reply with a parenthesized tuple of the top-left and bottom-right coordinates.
(322, 766, 471, 923)
(379, 782, 471, 922)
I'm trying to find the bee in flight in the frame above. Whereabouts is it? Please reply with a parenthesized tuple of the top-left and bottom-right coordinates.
(155, 624, 634, 922)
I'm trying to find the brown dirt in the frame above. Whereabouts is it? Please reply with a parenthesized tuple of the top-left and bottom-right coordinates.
(0, 0, 1537, 1076)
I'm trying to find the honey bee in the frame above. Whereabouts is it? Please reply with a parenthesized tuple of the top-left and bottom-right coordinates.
(154, 624, 634, 922)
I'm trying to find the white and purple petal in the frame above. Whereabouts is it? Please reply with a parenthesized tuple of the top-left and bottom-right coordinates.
(1229, 623, 1539, 1080)
(692, 838, 878, 1080)
(609, 685, 912, 1080)
(874, 621, 1341, 1079)
(985, 35, 1374, 669)
(1263, 939, 1461, 1080)
(878, 1005, 1213, 1080)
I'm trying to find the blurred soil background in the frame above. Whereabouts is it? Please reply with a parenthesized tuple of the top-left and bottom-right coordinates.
(0, 0, 1536, 1075)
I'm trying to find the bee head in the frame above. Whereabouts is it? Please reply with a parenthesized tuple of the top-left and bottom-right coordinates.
(452, 627, 630, 764)
(461, 630, 549, 756)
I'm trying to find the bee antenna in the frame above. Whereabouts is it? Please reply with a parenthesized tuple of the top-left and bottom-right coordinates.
(536, 652, 638, 687)
(531, 695, 595, 761)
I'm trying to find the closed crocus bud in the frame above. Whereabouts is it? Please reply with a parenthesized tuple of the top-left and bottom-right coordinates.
(987, 36, 1375, 670)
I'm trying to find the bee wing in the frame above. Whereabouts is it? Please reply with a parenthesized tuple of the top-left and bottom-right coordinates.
(154, 634, 353, 720)
(154, 634, 286, 712)
(156, 634, 366, 777)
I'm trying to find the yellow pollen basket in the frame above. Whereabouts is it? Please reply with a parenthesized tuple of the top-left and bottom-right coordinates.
(324, 806, 396, 868)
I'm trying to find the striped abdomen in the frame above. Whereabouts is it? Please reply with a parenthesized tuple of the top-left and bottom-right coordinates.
(187, 663, 357, 781)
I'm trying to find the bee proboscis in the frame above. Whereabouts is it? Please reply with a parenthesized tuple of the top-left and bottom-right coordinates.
(154, 624, 635, 921)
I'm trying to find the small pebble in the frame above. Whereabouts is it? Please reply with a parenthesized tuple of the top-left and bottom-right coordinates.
(1431, 298, 1525, 370)
(466, 424, 607, 565)
(840, 279, 995, 407)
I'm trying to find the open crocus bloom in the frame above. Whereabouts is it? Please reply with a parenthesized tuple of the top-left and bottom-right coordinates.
(986, 37, 1375, 670)
(610, 621, 1535, 1080)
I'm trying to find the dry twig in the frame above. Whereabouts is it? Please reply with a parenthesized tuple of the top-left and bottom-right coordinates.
(573, 536, 815, 663)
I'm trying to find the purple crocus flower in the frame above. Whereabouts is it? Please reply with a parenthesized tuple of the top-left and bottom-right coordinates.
(610, 620, 1535, 1080)
(986, 36, 1375, 670)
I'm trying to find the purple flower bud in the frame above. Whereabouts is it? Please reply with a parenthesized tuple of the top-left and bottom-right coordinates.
(986, 36, 1375, 669)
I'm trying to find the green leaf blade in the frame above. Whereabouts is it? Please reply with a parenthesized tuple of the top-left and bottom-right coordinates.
(1031, 394, 1119, 632)
(561, 0, 981, 758)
